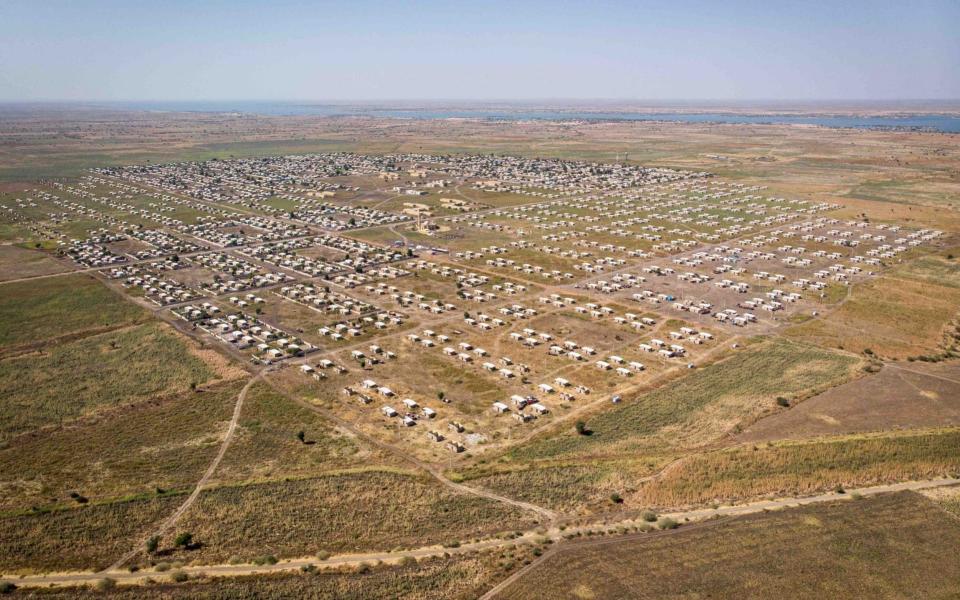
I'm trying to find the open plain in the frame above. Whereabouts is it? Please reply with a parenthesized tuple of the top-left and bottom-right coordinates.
(0, 108, 958, 597)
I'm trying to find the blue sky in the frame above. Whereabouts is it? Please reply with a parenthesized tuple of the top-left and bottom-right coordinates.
(0, 0, 957, 101)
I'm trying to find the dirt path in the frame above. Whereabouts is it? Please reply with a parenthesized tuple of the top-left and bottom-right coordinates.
(10, 477, 956, 590)
(102, 372, 263, 572)
(886, 363, 960, 386)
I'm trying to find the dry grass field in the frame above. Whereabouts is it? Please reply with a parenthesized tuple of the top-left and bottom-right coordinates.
(496, 491, 960, 600)
(738, 362, 960, 442)
(0, 494, 182, 572)
(14, 554, 522, 599)
(207, 382, 397, 487)
(0, 274, 147, 351)
(786, 251, 960, 360)
(508, 338, 861, 461)
(0, 322, 229, 442)
(0, 380, 245, 513)
(636, 428, 960, 507)
(0, 246, 72, 282)
(460, 459, 669, 513)
(161, 471, 537, 565)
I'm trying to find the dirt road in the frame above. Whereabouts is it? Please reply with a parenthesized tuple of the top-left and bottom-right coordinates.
(8, 477, 955, 590)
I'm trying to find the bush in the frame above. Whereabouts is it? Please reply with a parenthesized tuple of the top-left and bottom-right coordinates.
(173, 532, 193, 548)
(154, 562, 171, 572)
(641, 510, 658, 522)
(146, 535, 160, 554)
(575, 421, 588, 435)
(253, 555, 278, 565)
(776, 396, 790, 407)
(610, 493, 624, 504)
(316, 550, 331, 560)
(170, 570, 189, 583)
(0, 582, 16, 594)
(95, 578, 116, 591)
(657, 517, 679, 530)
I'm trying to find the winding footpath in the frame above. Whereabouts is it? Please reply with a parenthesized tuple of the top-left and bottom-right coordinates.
(102, 373, 263, 573)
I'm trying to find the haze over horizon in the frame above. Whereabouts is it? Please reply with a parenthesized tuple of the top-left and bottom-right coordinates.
(1, 0, 958, 103)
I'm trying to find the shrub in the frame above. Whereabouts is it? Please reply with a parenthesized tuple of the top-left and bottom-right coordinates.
(316, 550, 331, 560)
(657, 517, 679, 530)
(610, 493, 624, 504)
(95, 578, 116, 591)
(146, 535, 160, 554)
(0, 582, 16, 594)
(173, 532, 193, 548)
(170, 570, 189, 583)
(154, 562, 171, 572)
(641, 510, 658, 522)
(776, 396, 790, 407)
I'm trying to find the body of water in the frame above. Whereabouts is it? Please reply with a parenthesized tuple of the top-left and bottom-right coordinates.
(103, 101, 960, 133)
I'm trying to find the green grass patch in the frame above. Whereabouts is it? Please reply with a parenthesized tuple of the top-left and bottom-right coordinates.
(510, 339, 859, 461)
(0, 322, 217, 441)
(0, 274, 146, 349)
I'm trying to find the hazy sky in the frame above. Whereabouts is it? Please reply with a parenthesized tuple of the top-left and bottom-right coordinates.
(1, 0, 957, 101)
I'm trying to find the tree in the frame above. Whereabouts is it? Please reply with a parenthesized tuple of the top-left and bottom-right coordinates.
(575, 421, 588, 435)
(437, 391, 446, 402)
(174, 532, 193, 548)
(146, 535, 160, 554)
(297, 430, 306, 444)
